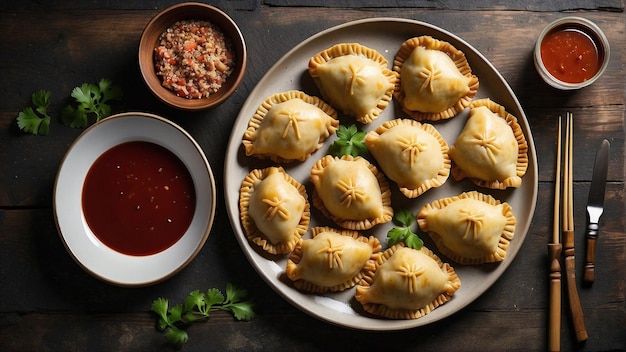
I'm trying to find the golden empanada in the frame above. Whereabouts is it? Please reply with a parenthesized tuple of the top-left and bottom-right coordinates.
(309, 43, 397, 124)
(393, 36, 479, 121)
(364, 118, 450, 198)
(417, 191, 516, 264)
(310, 154, 393, 230)
(240, 167, 310, 255)
(355, 244, 461, 319)
(285, 226, 381, 293)
(242, 90, 339, 163)
(448, 98, 529, 189)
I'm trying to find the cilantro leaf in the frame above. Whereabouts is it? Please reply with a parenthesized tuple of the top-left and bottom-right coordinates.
(227, 299, 256, 321)
(151, 284, 255, 347)
(405, 232, 424, 249)
(150, 297, 170, 325)
(183, 290, 206, 313)
(227, 283, 246, 302)
(164, 327, 189, 347)
(61, 105, 88, 128)
(168, 304, 184, 324)
(329, 124, 368, 157)
(94, 78, 123, 120)
(62, 78, 122, 128)
(16, 90, 51, 135)
(394, 208, 415, 227)
(387, 227, 409, 244)
(99, 78, 123, 107)
(70, 83, 98, 109)
(220, 283, 255, 321)
(32, 90, 50, 114)
(386, 209, 423, 249)
(205, 287, 225, 309)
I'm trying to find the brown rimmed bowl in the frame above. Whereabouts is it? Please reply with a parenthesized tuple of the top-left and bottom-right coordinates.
(139, 2, 247, 111)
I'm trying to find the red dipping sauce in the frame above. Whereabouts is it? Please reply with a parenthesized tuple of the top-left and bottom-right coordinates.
(82, 141, 196, 256)
(540, 26, 601, 83)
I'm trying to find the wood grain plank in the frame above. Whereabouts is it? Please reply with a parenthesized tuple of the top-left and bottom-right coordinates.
(0, 4, 624, 351)
(265, 0, 625, 11)
(0, 9, 624, 207)
(2, 307, 625, 351)
(0, 180, 623, 350)
(0, 0, 259, 11)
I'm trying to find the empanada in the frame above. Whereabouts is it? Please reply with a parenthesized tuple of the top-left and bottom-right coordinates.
(240, 167, 310, 255)
(393, 36, 479, 121)
(355, 244, 461, 319)
(242, 90, 339, 163)
(417, 191, 516, 264)
(364, 118, 450, 198)
(448, 98, 529, 189)
(285, 226, 381, 293)
(309, 43, 397, 124)
(310, 154, 393, 230)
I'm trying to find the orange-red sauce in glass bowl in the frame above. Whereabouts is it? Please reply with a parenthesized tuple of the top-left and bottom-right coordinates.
(540, 26, 601, 83)
(82, 141, 196, 256)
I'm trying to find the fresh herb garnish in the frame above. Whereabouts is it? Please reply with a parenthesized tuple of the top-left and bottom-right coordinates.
(387, 209, 423, 249)
(16, 90, 52, 135)
(151, 283, 255, 347)
(62, 78, 122, 128)
(329, 124, 368, 157)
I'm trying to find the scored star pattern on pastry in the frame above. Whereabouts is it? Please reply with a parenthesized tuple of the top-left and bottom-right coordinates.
(262, 196, 290, 220)
(316, 238, 345, 269)
(470, 131, 500, 164)
(343, 63, 368, 95)
(397, 135, 427, 167)
(397, 263, 426, 294)
(336, 177, 367, 208)
(418, 65, 443, 92)
(277, 109, 305, 140)
(459, 209, 485, 240)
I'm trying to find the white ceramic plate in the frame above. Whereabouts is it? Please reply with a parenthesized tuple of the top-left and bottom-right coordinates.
(224, 18, 537, 330)
(54, 112, 216, 287)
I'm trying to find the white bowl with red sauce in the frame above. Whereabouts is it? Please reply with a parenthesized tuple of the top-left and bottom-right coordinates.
(53, 112, 216, 287)
(534, 16, 610, 90)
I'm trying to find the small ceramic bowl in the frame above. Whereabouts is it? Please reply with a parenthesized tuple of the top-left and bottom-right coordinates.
(534, 16, 610, 90)
(53, 112, 216, 287)
(139, 2, 246, 110)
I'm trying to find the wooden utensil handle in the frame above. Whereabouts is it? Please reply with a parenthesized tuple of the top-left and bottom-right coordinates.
(563, 230, 588, 343)
(583, 223, 598, 284)
(548, 243, 562, 352)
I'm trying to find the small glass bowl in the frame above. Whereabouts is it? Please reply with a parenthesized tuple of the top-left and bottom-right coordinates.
(534, 16, 610, 90)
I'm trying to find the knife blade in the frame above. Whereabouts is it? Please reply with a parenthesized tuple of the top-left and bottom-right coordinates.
(583, 139, 610, 284)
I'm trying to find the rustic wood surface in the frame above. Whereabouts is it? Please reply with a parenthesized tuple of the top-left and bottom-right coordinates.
(0, 1, 624, 351)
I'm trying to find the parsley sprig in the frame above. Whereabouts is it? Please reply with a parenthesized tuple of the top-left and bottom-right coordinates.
(16, 79, 122, 134)
(16, 90, 52, 135)
(151, 284, 255, 347)
(387, 209, 423, 249)
(62, 78, 122, 128)
(329, 124, 368, 157)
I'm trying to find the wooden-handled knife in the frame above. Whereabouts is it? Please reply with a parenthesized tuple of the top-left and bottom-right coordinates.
(583, 139, 610, 284)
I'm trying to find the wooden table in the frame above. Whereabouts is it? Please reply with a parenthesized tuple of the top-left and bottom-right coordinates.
(1, 1, 624, 351)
